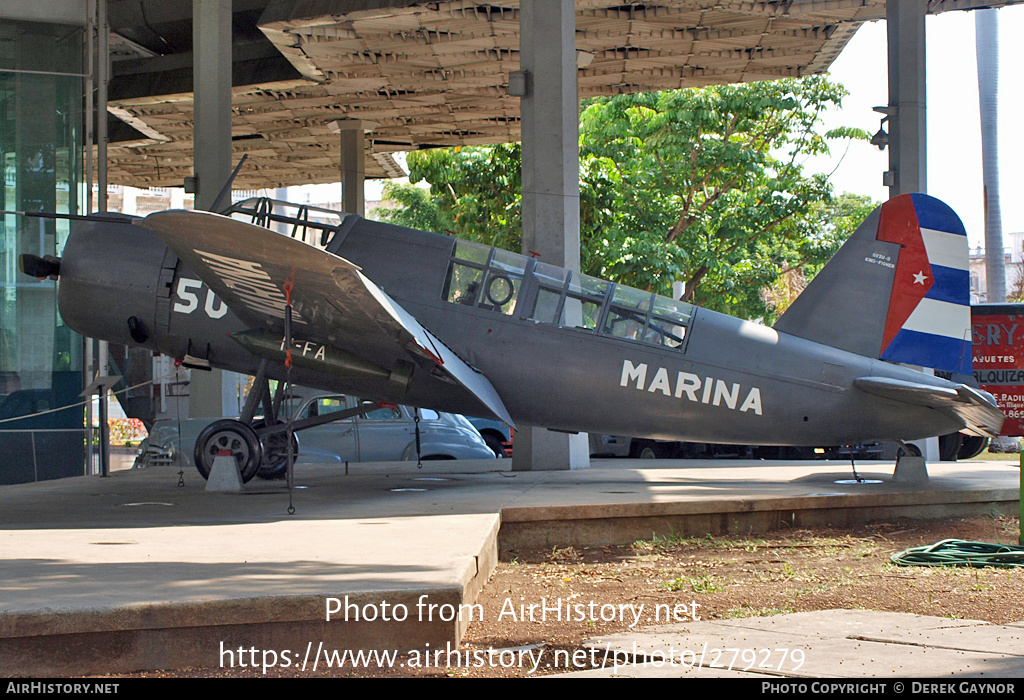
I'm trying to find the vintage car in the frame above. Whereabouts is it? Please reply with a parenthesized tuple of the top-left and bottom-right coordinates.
(136, 391, 496, 478)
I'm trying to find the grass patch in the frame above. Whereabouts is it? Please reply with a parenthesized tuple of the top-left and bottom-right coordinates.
(633, 532, 771, 554)
(724, 605, 795, 619)
(662, 573, 727, 594)
(967, 450, 1021, 462)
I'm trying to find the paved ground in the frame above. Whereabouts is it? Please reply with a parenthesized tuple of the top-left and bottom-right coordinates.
(0, 457, 1020, 677)
(568, 609, 1024, 678)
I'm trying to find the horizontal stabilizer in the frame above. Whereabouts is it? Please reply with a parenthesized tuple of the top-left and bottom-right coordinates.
(853, 376, 1004, 438)
(143, 210, 514, 426)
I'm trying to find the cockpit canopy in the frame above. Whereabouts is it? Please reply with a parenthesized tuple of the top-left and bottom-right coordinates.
(443, 239, 693, 351)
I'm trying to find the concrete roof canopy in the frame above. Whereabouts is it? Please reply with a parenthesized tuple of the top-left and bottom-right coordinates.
(103, 0, 1013, 190)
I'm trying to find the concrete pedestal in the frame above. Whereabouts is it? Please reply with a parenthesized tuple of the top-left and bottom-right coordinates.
(205, 453, 243, 492)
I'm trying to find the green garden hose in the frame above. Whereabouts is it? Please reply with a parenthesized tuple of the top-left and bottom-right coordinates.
(891, 539, 1024, 568)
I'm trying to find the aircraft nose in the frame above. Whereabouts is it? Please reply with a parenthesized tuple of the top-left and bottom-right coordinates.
(56, 218, 167, 351)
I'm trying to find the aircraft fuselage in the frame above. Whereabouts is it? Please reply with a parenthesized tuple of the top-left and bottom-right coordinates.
(334, 218, 964, 445)
(56, 213, 968, 447)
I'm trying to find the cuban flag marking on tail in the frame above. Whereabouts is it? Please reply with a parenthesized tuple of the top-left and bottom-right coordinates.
(876, 193, 971, 374)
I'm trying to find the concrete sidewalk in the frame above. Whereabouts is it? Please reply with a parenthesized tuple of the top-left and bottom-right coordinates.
(566, 609, 1024, 678)
(0, 457, 1020, 676)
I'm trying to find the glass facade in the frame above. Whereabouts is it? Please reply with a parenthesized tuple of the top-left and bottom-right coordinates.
(0, 20, 85, 483)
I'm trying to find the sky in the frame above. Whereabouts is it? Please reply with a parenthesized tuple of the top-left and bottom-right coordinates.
(808, 4, 1024, 249)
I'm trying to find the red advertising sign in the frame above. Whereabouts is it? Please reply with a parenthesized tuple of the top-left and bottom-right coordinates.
(972, 304, 1024, 436)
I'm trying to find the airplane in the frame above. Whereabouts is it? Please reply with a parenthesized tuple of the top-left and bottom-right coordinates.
(19, 191, 1003, 482)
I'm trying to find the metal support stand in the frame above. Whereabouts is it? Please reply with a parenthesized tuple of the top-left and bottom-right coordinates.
(240, 359, 269, 424)
(414, 408, 422, 468)
(284, 283, 296, 515)
(80, 375, 121, 477)
(849, 450, 863, 483)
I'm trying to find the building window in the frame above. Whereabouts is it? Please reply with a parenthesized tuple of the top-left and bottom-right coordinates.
(0, 19, 86, 483)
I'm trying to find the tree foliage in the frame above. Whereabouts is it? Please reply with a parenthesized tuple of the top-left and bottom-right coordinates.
(762, 192, 878, 316)
(382, 75, 870, 321)
(374, 181, 456, 234)
(401, 143, 523, 249)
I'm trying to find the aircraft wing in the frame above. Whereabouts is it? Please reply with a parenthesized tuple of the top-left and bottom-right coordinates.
(143, 210, 514, 426)
(853, 377, 1004, 438)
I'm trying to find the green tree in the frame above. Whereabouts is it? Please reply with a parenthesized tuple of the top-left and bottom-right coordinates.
(381, 75, 868, 321)
(404, 143, 523, 250)
(579, 75, 867, 319)
(763, 192, 878, 316)
(373, 181, 456, 233)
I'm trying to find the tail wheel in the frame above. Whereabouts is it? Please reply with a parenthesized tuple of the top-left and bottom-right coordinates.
(194, 419, 262, 483)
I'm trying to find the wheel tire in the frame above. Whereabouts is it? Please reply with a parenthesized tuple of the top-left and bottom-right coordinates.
(194, 419, 262, 483)
(637, 441, 678, 459)
(483, 433, 505, 458)
(897, 443, 923, 459)
(253, 420, 300, 480)
(638, 441, 672, 459)
(938, 433, 963, 462)
(958, 435, 990, 460)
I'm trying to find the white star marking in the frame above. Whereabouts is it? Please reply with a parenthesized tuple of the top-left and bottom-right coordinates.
(913, 271, 928, 285)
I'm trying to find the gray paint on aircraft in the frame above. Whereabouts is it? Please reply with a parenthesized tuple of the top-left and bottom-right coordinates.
(41, 195, 1003, 474)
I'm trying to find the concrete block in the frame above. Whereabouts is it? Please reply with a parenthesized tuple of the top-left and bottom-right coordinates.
(893, 455, 928, 484)
(205, 453, 242, 492)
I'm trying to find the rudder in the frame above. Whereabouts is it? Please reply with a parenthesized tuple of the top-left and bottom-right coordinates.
(773, 193, 971, 374)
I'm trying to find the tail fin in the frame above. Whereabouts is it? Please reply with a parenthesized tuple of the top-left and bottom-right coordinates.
(773, 193, 971, 374)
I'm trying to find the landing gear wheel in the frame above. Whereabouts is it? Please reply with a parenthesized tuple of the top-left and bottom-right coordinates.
(938, 433, 963, 462)
(637, 441, 674, 459)
(897, 442, 922, 459)
(958, 435, 990, 461)
(194, 419, 262, 483)
(254, 420, 300, 480)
